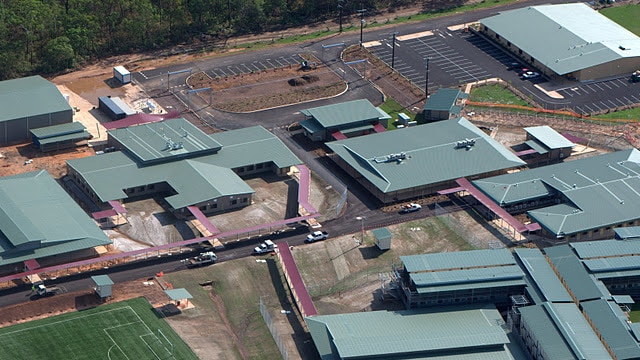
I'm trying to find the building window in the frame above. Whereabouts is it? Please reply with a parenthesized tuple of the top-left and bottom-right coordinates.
(138, 186, 145, 192)
(237, 167, 244, 173)
(256, 163, 264, 169)
(507, 42, 511, 47)
(212, 203, 217, 209)
(242, 198, 248, 203)
(247, 165, 254, 171)
(231, 199, 237, 205)
(149, 184, 155, 190)
(495, 34, 500, 40)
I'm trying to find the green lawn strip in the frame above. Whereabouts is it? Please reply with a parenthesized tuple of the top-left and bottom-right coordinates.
(0, 297, 197, 360)
(165, 258, 282, 360)
(380, 98, 416, 129)
(600, 4, 640, 36)
(469, 84, 530, 106)
(629, 303, 640, 323)
(592, 107, 640, 122)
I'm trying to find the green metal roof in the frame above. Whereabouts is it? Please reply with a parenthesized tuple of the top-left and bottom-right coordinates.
(545, 245, 603, 302)
(513, 248, 573, 303)
(91, 275, 114, 286)
(401, 248, 515, 273)
(301, 99, 389, 128)
(299, 118, 323, 134)
(30, 121, 86, 139)
(570, 239, 640, 259)
(36, 130, 91, 145)
(479, 4, 640, 76)
(0, 170, 110, 267)
(423, 88, 467, 112)
(165, 288, 193, 300)
(371, 227, 392, 240)
(474, 149, 640, 236)
(524, 126, 575, 150)
(583, 256, 640, 274)
(615, 226, 640, 239)
(524, 139, 549, 155)
(108, 118, 222, 164)
(411, 265, 525, 293)
(210, 125, 302, 169)
(518, 302, 611, 360)
(305, 304, 512, 359)
(581, 299, 640, 360)
(326, 118, 525, 194)
(0, 75, 72, 123)
(67, 125, 300, 210)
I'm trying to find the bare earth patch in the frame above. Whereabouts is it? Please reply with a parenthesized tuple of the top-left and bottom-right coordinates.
(188, 59, 346, 112)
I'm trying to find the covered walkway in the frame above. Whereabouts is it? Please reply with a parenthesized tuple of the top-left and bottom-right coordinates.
(277, 242, 317, 318)
(443, 178, 540, 239)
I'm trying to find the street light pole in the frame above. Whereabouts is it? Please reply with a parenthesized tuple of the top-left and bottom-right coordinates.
(356, 216, 366, 245)
(357, 4, 367, 47)
(424, 57, 430, 98)
(338, 0, 345, 33)
(391, 32, 397, 69)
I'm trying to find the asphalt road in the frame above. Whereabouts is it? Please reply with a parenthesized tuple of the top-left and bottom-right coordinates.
(0, 0, 585, 308)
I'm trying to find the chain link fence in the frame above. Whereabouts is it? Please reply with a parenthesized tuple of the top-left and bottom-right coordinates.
(434, 202, 506, 249)
(259, 297, 290, 360)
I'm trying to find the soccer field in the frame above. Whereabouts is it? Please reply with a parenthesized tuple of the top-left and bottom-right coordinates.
(0, 297, 198, 360)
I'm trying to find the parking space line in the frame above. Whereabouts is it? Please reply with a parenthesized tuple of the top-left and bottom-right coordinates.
(632, 95, 640, 103)
(226, 67, 237, 76)
(615, 98, 628, 106)
(241, 64, 252, 72)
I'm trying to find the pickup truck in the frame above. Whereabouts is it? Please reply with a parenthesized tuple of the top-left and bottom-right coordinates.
(400, 203, 422, 214)
(253, 239, 277, 254)
(181, 251, 217, 268)
(305, 231, 329, 243)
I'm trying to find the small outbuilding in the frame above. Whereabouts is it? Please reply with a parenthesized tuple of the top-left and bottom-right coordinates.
(372, 227, 392, 250)
(91, 275, 114, 299)
(423, 88, 468, 122)
(30, 122, 92, 152)
(165, 288, 193, 309)
(113, 66, 131, 84)
(98, 96, 136, 120)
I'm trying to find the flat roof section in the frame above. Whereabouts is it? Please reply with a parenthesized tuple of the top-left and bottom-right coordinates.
(519, 302, 611, 360)
(545, 245, 604, 302)
(513, 248, 573, 303)
(570, 239, 640, 259)
(525, 126, 575, 150)
(615, 226, 640, 240)
(423, 88, 467, 112)
(401, 248, 515, 273)
(301, 99, 389, 128)
(410, 265, 524, 291)
(581, 299, 640, 360)
(305, 304, 513, 359)
(30, 121, 86, 139)
(108, 118, 222, 164)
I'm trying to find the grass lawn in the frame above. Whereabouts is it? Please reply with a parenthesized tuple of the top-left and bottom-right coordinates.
(380, 98, 416, 129)
(629, 303, 640, 323)
(0, 297, 197, 360)
(469, 84, 530, 106)
(601, 4, 640, 36)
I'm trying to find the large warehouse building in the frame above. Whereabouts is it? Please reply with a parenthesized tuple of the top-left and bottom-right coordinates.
(0, 76, 73, 145)
(479, 3, 640, 82)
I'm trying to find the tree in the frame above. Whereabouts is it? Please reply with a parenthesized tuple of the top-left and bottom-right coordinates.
(40, 36, 75, 73)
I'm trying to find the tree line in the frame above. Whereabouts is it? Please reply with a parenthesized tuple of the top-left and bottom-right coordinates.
(0, 0, 416, 80)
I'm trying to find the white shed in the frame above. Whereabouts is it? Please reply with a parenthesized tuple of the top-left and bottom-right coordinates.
(113, 66, 131, 84)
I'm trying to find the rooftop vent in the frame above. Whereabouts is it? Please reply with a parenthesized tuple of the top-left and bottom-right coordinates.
(455, 138, 476, 151)
(373, 152, 408, 164)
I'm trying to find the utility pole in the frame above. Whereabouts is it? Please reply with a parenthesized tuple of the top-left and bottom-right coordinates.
(424, 57, 430, 98)
(391, 32, 397, 69)
(338, 0, 345, 33)
(357, 4, 367, 47)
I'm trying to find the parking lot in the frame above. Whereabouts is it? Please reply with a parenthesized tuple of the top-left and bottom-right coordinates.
(364, 24, 640, 115)
(203, 54, 306, 78)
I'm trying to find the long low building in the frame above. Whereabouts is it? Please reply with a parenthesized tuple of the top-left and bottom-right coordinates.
(67, 119, 301, 219)
(326, 117, 525, 204)
(473, 149, 640, 240)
